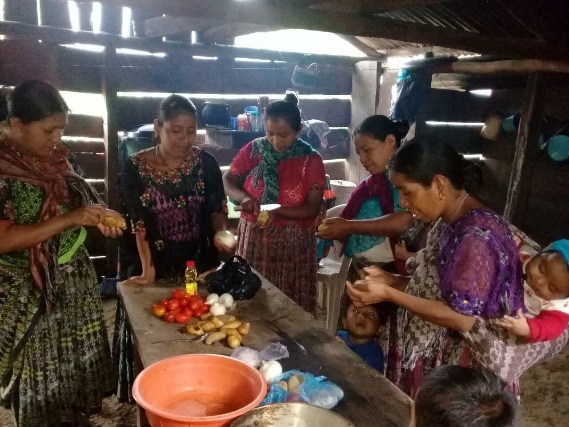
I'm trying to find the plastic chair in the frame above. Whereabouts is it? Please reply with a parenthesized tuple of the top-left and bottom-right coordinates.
(316, 204, 351, 333)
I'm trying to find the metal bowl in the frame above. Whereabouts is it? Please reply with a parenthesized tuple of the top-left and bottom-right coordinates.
(230, 403, 355, 427)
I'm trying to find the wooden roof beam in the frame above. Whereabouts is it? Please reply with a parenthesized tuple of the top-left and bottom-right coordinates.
(312, 0, 451, 14)
(144, 16, 220, 38)
(59, 0, 569, 60)
(202, 23, 275, 44)
(0, 20, 359, 67)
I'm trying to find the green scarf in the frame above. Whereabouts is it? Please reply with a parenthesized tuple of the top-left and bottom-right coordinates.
(250, 137, 317, 204)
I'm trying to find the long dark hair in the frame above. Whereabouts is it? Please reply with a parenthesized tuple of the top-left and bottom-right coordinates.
(415, 366, 518, 427)
(157, 94, 197, 125)
(0, 80, 69, 124)
(354, 115, 409, 148)
(388, 136, 482, 195)
(265, 93, 302, 132)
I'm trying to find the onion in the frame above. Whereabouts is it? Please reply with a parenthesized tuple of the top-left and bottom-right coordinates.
(218, 293, 234, 308)
(205, 293, 219, 305)
(259, 360, 282, 384)
(210, 302, 226, 316)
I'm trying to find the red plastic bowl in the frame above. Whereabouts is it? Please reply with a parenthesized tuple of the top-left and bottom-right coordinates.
(132, 354, 267, 427)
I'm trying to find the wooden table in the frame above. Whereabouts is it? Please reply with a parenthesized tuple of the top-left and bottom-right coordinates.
(118, 274, 411, 427)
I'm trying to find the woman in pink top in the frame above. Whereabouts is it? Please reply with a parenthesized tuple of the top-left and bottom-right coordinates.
(223, 94, 325, 312)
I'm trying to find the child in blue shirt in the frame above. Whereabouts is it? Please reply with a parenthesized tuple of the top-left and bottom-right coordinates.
(336, 302, 384, 373)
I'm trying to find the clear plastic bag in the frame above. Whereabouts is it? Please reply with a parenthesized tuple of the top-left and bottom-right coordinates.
(260, 370, 344, 410)
(231, 342, 289, 368)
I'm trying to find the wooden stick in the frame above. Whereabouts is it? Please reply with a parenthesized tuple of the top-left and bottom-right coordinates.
(442, 59, 569, 75)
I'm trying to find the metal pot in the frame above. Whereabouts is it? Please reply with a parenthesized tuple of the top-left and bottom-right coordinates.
(201, 101, 230, 127)
(230, 403, 355, 427)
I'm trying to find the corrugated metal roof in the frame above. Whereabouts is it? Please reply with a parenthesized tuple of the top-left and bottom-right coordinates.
(353, 0, 569, 57)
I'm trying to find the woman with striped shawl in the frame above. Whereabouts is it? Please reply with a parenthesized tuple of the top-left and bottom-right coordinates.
(223, 94, 325, 312)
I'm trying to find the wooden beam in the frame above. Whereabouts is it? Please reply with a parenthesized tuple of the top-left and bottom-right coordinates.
(102, 44, 120, 276)
(312, 0, 450, 14)
(338, 35, 384, 58)
(202, 23, 274, 44)
(0, 21, 359, 67)
(144, 16, 219, 38)
(503, 73, 544, 224)
(436, 59, 569, 75)
(61, 0, 569, 60)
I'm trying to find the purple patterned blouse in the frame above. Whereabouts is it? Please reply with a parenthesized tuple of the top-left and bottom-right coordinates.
(437, 209, 524, 318)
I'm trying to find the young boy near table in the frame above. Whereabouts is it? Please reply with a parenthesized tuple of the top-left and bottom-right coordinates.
(336, 302, 385, 373)
(498, 239, 569, 342)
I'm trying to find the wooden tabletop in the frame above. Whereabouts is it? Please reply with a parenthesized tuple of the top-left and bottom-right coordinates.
(118, 274, 411, 427)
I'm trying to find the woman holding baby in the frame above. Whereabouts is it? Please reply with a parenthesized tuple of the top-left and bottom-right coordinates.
(345, 136, 569, 397)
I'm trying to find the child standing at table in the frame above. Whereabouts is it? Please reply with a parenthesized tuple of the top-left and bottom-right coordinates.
(336, 302, 385, 373)
(498, 239, 569, 342)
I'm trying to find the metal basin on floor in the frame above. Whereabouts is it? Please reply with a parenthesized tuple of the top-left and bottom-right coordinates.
(230, 403, 355, 427)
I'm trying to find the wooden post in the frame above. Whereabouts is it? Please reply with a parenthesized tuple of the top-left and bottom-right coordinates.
(348, 61, 380, 184)
(102, 44, 120, 277)
(38, 0, 70, 28)
(503, 73, 544, 225)
(100, 4, 122, 35)
(77, 2, 92, 32)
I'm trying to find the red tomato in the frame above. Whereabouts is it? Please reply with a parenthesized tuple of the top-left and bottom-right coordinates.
(189, 298, 203, 311)
(167, 299, 180, 311)
(164, 312, 176, 323)
(172, 289, 185, 300)
(179, 296, 190, 307)
(151, 304, 166, 317)
(202, 304, 211, 314)
(175, 313, 190, 324)
(192, 306, 205, 318)
(182, 307, 193, 317)
(161, 298, 170, 307)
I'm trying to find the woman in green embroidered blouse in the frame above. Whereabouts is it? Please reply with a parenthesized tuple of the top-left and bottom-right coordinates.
(0, 80, 124, 426)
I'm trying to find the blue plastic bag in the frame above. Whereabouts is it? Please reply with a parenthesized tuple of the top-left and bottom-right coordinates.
(260, 370, 344, 410)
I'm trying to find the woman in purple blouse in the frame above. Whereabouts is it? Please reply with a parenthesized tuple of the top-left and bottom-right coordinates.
(346, 137, 524, 397)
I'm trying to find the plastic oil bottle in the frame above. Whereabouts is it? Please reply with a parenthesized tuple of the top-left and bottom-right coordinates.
(185, 260, 198, 296)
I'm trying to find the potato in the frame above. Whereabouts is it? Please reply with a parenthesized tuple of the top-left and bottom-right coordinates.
(237, 322, 250, 335)
(205, 331, 227, 345)
(287, 375, 304, 393)
(217, 315, 236, 324)
(257, 211, 270, 226)
(223, 329, 242, 340)
(197, 321, 217, 332)
(210, 316, 225, 328)
(186, 324, 204, 336)
(222, 320, 242, 329)
(199, 312, 212, 321)
(227, 335, 241, 349)
(102, 216, 126, 229)
(278, 381, 288, 392)
(317, 223, 329, 232)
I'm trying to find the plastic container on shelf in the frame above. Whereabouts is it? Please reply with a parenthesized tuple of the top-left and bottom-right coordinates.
(237, 114, 250, 131)
(249, 112, 261, 132)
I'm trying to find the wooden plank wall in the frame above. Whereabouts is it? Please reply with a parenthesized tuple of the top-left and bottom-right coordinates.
(414, 86, 569, 246)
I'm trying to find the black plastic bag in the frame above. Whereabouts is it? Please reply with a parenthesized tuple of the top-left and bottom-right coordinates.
(206, 256, 262, 300)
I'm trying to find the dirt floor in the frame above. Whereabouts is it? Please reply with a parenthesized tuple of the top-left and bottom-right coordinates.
(1, 298, 569, 426)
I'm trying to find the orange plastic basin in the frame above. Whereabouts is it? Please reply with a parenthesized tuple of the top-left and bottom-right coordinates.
(132, 354, 267, 427)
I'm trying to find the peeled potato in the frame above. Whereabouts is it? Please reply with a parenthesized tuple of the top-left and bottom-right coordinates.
(102, 216, 126, 229)
(227, 335, 241, 349)
(317, 223, 329, 232)
(257, 211, 270, 227)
